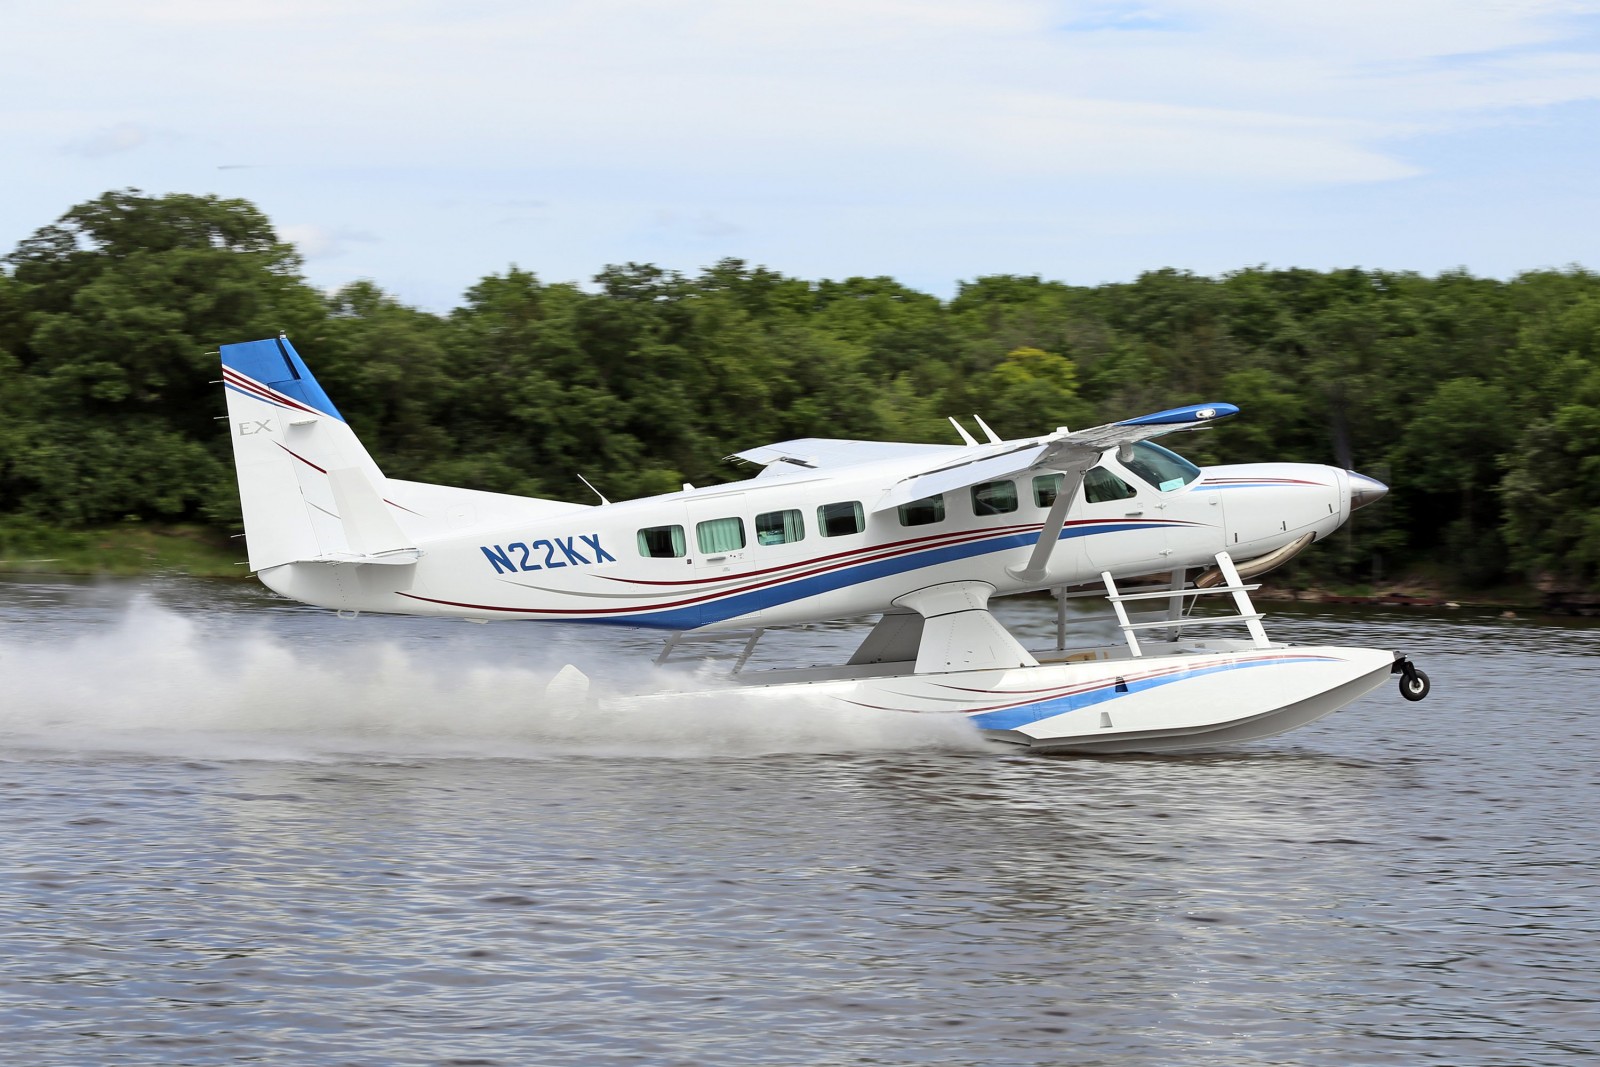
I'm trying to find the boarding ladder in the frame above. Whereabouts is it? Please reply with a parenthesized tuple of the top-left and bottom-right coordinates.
(1056, 551, 1272, 658)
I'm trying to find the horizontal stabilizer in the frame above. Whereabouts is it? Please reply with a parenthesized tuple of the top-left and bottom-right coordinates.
(304, 550, 420, 566)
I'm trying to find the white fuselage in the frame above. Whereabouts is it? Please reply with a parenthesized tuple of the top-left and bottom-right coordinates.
(261, 445, 1353, 631)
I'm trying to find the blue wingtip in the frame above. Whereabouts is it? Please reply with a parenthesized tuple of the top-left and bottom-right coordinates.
(219, 335, 344, 422)
(1116, 403, 1238, 427)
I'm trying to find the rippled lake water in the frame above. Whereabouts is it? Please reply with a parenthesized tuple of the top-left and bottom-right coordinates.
(2, 575, 1597, 1066)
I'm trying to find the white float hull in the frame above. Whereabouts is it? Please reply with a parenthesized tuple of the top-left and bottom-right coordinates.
(678, 643, 1398, 754)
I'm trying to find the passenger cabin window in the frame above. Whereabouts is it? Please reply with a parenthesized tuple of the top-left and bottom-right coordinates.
(1033, 474, 1064, 508)
(696, 517, 746, 554)
(971, 480, 1018, 516)
(897, 494, 945, 527)
(1122, 441, 1201, 492)
(818, 500, 865, 537)
(1084, 467, 1136, 503)
(638, 524, 686, 558)
(755, 509, 805, 545)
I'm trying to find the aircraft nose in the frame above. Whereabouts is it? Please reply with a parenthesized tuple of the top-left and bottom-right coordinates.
(1348, 470, 1388, 510)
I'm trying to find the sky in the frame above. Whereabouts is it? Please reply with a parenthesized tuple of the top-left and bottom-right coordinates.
(4, 0, 1599, 312)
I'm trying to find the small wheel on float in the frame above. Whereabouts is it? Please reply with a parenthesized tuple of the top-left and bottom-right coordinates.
(1399, 668, 1431, 702)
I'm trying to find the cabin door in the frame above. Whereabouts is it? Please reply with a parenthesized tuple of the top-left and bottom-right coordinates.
(685, 492, 761, 627)
(1079, 464, 1170, 576)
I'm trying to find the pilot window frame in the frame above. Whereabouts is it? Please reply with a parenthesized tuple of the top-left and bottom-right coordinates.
(818, 500, 866, 537)
(897, 494, 946, 528)
(695, 516, 747, 554)
(1083, 467, 1137, 504)
(637, 524, 687, 559)
(971, 479, 1018, 516)
(755, 508, 805, 546)
(1120, 441, 1201, 492)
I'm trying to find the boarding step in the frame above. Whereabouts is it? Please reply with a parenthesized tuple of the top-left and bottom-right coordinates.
(1118, 613, 1265, 632)
(1108, 582, 1260, 602)
(1096, 551, 1272, 657)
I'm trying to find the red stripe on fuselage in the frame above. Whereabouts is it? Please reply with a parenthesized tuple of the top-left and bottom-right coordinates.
(407, 516, 1206, 618)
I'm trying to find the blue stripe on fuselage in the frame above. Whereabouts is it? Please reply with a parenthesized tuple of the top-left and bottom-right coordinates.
(572, 520, 1176, 629)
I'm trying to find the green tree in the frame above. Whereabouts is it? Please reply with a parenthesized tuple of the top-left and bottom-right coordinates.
(2, 190, 327, 525)
(1502, 397, 1600, 589)
(973, 346, 1091, 439)
(6, 189, 1600, 594)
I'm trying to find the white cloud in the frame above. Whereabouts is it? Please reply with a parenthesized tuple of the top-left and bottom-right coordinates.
(650, 209, 743, 240)
(3, 0, 1598, 305)
(966, 96, 1423, 181)
(61, 122, 152, 158)
(279, 223, 378, 260)
(22, 1, 1600, 186)
(127, 0, 387, 25)
(1180, 0, 1596, 59)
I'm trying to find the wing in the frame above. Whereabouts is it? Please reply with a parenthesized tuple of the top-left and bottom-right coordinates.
(873, 403, 1238, 512)
(873, 403, 1237, 585)
(728, 437, 962, 476)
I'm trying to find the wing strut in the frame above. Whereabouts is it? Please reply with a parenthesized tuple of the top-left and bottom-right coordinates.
(1006, 466, 1088, 584)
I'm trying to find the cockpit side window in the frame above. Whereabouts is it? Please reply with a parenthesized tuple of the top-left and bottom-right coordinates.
(1083, 467, 1136, 503)
(1120, 441, 1201, 492)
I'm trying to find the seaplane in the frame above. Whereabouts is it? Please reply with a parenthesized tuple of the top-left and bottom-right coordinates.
(219, 334, 1430, 753)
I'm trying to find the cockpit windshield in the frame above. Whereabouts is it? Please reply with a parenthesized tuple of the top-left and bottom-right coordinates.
(1120, 441, 1201, 492)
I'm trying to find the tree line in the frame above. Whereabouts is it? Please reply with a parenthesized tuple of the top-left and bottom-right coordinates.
(3, 189, 1598, 593)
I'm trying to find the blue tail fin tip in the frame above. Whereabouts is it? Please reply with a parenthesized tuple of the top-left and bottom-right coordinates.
(220, 335, 345, 422)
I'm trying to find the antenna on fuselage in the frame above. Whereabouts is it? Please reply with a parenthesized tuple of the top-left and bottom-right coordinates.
(577, 473, 611, 505)
(973, 415, 1002, 444)
(948, 417, 978, 446)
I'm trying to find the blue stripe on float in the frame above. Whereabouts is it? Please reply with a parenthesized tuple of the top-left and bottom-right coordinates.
(969, 656, 1331, 730)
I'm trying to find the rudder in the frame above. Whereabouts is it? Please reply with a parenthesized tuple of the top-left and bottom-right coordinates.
(221, 335, 411, 571)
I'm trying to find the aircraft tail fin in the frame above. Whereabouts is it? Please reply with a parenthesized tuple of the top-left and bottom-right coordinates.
(221, 335, 416, 571)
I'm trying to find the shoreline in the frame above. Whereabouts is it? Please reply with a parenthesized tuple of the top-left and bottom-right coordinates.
(2, 524, 1590, 617)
